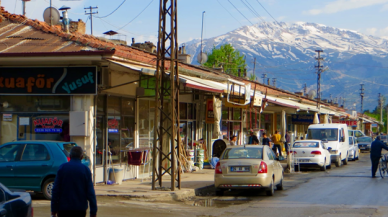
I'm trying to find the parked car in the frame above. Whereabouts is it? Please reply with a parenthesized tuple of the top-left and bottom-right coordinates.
(291, 140, 332, 171)
(348, 137, 360, 161)
(0, 182, 33, 217)
(307, 124, 350, 167)
(214, 145, 284, 196)
(358, 136, 373, 152)
(0, 141, 90, 200)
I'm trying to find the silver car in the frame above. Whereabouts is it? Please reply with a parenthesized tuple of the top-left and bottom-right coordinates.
(348, 136, 360, 161)
(214, 145, 284, 196)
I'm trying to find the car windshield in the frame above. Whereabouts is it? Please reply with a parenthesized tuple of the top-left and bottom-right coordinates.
(62, 143, 77, 156)
(293, 142, 319, 148)
(358, 137, 372, 142)
(222, 148, 263, 159)
(308, 129, 338, 141)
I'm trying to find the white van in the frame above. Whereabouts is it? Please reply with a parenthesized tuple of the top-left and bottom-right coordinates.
(307, 124, 350, 167)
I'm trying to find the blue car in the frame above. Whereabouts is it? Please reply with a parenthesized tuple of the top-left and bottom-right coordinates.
(0, 182, 32, 217)
(0, 141, 90, 200)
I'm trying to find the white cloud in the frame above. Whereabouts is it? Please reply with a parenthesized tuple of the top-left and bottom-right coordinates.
(363, 26, 388, 37)
(305, 0, 388, 15)
(366, 28, 378, 35)
(277, 16, 286, 21)
(381, 4, 388, 11)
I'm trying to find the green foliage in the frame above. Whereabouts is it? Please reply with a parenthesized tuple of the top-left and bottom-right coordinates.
(249, 74, 256, 81)
(203, 44, 247, 77)
(364, 108, 387, 133)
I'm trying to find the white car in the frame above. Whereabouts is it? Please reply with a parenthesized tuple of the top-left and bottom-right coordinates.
(292, 140, 332, 171)
(348, 136, 360, 161)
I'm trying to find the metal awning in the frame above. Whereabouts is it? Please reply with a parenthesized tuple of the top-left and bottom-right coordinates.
(265, 96, 300, 109)
(106, 59, 156, 74)
(180, 75, 224, 93)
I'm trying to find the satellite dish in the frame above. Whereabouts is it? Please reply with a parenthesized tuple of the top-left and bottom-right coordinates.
(43, 7, 60, 25)
(197, 52, 208, 64)
(307, 89, 317, 99)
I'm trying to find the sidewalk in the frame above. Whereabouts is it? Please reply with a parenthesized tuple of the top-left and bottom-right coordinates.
(94, 169, 214, 202)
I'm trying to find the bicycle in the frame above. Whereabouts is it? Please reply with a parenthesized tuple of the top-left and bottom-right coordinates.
(379, 154, 388, 178)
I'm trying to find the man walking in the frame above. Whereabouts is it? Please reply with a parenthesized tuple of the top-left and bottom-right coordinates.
(248, 130, 259, 144)
(285, 131, 291, 155)
(51, 146, 97, 217)
(272, 130, 282, 156)
(370, 136, 388, 178)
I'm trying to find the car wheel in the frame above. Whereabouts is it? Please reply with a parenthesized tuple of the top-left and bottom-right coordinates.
(335, 155, 341, 167)
(215, 189, 224, 196)
(356, 152, 359, 160)
(343, 153, 349, 165)
(266, 177, 275, 196)
(42, 178, 55, 200)
(320, 159, 327, 171)
(276, 174, 284, 190)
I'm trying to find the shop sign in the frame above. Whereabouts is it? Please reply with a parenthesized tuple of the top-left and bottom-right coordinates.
(0, 67, 97, 95)
(108, 118, 119, 133)
(332, 120, 358, 126)
(253, 95, 262, 107)
(222, 98, 249, 109)
(372, 123, 378, 127)
(2, 114, 12, 121)
(291, 114, 316, 125)
(34, 117, 63, 133)
(206, 99, 214, 124)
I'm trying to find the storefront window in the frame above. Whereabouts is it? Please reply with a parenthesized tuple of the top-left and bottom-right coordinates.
(222, 107, 229, 120)
(0, 96, 70, 112)
(180, 103, 187, 119)
(96, 116, 104, 166)
(233, 108, 241, 120)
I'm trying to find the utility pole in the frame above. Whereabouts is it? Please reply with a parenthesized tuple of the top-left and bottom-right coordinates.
(152, 0, 180, 191)
(267, 78, 270, 85)
(329, 94, 332, 103)
(22, 0, 26, 16)
(84, 6, 98, 35)
(343, 98, 346, 108)
(315, 50, 324, 107)
(262, 74, 267, 84)
(360, 84, 364, 115)
(303, 83, 307, 96)
(272, 78, 276, 88)
(200, 11, 205, 64)
(379, 93, 383, 126)
(253, 57, 256, 81)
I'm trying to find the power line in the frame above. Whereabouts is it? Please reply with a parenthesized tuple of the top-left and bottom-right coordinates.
(241, 0, 265, 23)
(216, 0, 243, 26)
(227, 0, 254, 25)
(116, 0, 154, 31)
(255, 0, 280, 25)
(85, 6, 98, 35)
(94, 0, 127, 18)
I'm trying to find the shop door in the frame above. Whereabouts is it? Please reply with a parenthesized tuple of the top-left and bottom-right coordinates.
(17, 116, 31, 141)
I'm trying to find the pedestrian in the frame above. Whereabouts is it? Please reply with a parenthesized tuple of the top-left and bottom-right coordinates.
(272, 130, 282, 156)
(51, 146, 97, 217)
(248, 130, 259, 144)
(262, 133, 271, 147)
(230, 135, 237, 146)
(285, 131, 291, 155)
(370, 136, 388, 178)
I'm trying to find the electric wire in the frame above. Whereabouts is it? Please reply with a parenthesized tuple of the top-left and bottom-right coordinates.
(94, 0, 127, 18)
(216, 0, 243, 26)
(255, 0, 280, 25)
(241, 0, 265, 23)
(116, 0, 154, 31)
(227, 0, 254, 25)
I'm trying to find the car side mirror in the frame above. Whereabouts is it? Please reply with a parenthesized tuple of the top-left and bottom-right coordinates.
(0, 209, 7, 217)
(277, 156, 285, 161)
(341, 137, 345, 142)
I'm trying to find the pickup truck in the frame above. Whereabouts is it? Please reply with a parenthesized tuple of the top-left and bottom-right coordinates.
(0, 183, 32, 217)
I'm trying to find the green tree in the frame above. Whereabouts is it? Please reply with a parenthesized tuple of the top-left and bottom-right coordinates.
(203, 44, 246, 77)
(249, 73, 256, 81)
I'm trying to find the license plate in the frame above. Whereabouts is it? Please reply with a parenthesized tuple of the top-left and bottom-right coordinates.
(299, 159, 309, 162)
(231, 166, 250, 172)
(330, 150, 337, 154)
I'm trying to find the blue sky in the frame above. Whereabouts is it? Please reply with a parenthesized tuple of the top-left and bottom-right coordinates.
(3, 0, 388, 44)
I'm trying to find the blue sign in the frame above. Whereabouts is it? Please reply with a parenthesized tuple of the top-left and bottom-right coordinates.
(291, 114, 319, 125)
(35, 128, 63, 133)
(108, 129, 119, 133)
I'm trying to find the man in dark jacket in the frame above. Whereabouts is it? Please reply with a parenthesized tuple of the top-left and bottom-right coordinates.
(370, 136, 388, 178)
(51, 146, 97, 217)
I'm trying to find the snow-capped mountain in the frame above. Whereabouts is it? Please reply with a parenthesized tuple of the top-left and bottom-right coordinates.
(183, 22, 388, 111)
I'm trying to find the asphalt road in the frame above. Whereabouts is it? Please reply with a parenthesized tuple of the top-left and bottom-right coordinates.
(33, 152, 388, 217)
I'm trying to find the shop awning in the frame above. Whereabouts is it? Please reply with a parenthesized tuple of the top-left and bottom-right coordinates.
(265, 96, 299, 109)
(180, 75, 224, 93)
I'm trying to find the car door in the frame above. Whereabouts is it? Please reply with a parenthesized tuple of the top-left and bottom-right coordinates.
(13, 143, 54, 191)
(321, 142, 330, 165)
(268, 148, 282, 182)
(0, 144, 24, 188)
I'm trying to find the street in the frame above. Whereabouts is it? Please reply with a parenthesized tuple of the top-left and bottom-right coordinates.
(32, 152, 388, 217)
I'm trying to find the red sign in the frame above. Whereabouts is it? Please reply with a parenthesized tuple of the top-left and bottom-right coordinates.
(33, 117, 63, 129)
(108, 118, 119, 129)
(332, 120, 357, 126)
(206, 99, 214, 124)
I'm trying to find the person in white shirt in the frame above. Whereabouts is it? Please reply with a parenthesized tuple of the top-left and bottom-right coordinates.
(230, 135, 237, 146)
